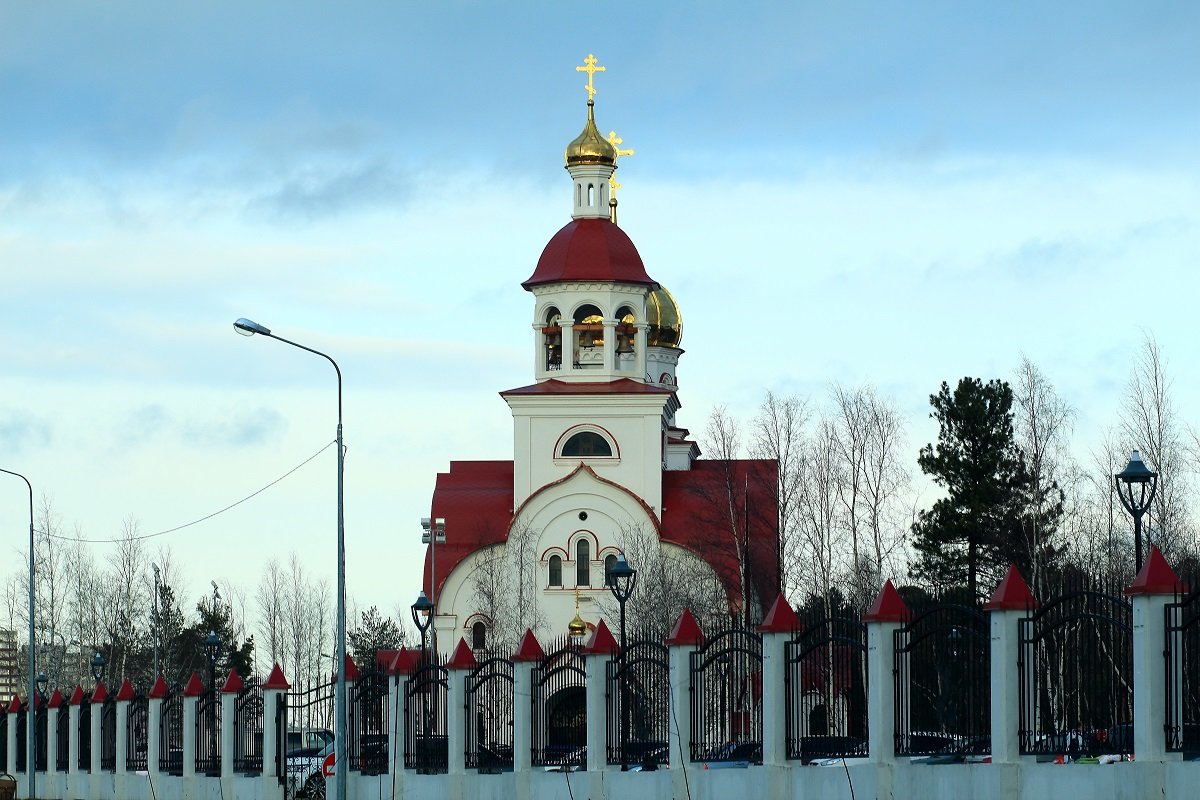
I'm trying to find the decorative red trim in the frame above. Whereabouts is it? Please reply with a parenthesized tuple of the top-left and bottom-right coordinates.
(447, 638, 479, 670)
(183, 672, 205, 697)
(583, 619, 620, 655)
(115, 678, 136, 702)
(512, 629, 545, 662)
(757, 595, 799, 633)
(47, 688, 64, 709)
(1126, 545, 1181, 596)
(984, 565, 1038, 611)
(666, 609, 704, 646)
(862, 580, 909, 623)
(149, 675, 170, 698)
(69, 686, 85, 706)
(262, 663, 291, 690)
(91, 681, 108, 704)
(221, 670, 245, 693)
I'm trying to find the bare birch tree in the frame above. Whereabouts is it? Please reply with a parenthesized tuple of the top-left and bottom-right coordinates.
(750, 391, 809, 602)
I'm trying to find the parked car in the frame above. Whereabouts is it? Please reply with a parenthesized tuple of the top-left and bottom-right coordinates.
(285, 727, 335, 758)
(286, 739, 333, 799)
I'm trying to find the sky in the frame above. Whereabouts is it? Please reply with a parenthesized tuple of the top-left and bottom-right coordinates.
(2, 2, 1199, 639)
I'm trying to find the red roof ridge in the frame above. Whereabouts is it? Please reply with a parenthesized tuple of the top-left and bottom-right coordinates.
(758, 595, 799, 633)
(115, 678, 136, 702)
(501, 378, 675, 397)
(262, 663, 290, 690)
(149, 675, 170, 698)
(183, 672, 205, 697)
(862, 580, 909, 623)
(221, 670, 245, 693)
(447, 638, 479, 670)
(583, 619, 620, 655)
(1126, 545, 1181, 596)
(666, 609, 704, 646)
(512, 629, 545, 662)
(984, 565, 1038, 611)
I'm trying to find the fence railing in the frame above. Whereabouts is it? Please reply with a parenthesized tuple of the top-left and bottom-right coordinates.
(99, 695, 117, 771)
(606, 639, 669, 768)
(14, 704, 26, 772)
(689, 625, 763, 764)
(350, 669, 389, 775)
(78, 694, 92, 771)
(160, 687, 183, 775)
(531, 637, 586, 768)
(464, 656, 514, 772)
(55, 703, 69, 771)
(233, 683, 264, 774)
(786, 609, 868, 762)
(195, 687, 222, 776)
(404, 656, 448, 773)
(127, 694, 149, 772)
(1166, 582, 1199, 754)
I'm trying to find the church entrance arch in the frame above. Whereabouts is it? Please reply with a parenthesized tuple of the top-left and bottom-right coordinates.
(532, 637, 587, 767)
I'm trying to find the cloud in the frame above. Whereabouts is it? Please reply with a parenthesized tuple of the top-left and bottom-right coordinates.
(0, 409, 52, 454)
(247, 158, 411, 222)
(181, 408, 287, 448)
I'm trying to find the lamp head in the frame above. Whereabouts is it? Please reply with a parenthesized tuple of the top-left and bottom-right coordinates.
(607, 552, 637, 603)
(1116, 449, 1157, 484)
(411, 591, 434, 633)
(203, 630, 221, 663)
(233, 318, 271, 337)
(90, 651, 106, 682)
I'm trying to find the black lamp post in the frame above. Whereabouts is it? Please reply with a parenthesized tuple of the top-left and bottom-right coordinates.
(411, 591, 434, 655)
(1115, 449, 1158, 574)
(36, 672, 48, 702)
(90, 651, 106, 685)
(203, 631, 221, 687)
(606, 553, 637, 770)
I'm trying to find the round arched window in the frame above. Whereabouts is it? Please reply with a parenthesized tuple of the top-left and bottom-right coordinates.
(548, 555, 563, 587)
(561, 431, 613, 458)
(471, 621, 486, 650)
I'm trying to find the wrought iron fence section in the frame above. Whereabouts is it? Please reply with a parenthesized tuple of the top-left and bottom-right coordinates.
(159, 687, 184, 775)
(56, 703, 69, 771)
(894, 600, 989, 757)
(233, 683, 264, 774)
(285, 677, 335, 749)
(126, 694, 149, 772)
(531, 636, 586, 768)
(14, 703, 26, 772)
(78, 694, 92, 771)
(274, 693, 286, 787)
(464, 656, 514, 771)
(606, 639, 669, 767)
(1018, 579, 1132, 757)
(35, 703, 47, 771)
(689, 625, 763, 764)
(99, 695, 117, 771)
(1165, 582, 1199, 753)
(195, 687, 222, 775)
(405, 656, 448, 773)
(349, 668, 389, 775)
(785, 610, 868, 762)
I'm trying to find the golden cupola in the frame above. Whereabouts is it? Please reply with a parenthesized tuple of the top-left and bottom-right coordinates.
(565, 100, 618, 167)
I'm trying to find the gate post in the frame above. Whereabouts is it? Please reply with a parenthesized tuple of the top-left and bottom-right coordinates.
(862, 580, 907, 765)
(219, 670, 241, 783)
(446, 638, 478, 776)
(115, 679, 133, 777)
(182, 672, 204, 780)
(758, 596, 798, 767)
(89, 682, 105, 775)
(1127, 546, 1180, 763)
(261, 664, 290, 800)
(985, 566, 1036, 764)
(46, 689, 61, 793)
(67, 686, 82, 799)
(5, 697, 16, 779)
(387, 652, 416, 798)
(666, 609, 703, 800)
(512, 627, 543, 800)
(583, 621, 617, 774)
(148, 676, 167, 786)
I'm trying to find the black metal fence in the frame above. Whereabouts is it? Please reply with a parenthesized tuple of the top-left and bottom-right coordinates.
(56, 703, 69, 771)
(349, 669, 389, 775)
(127, 693, 149, 772)
(465, 656, 514, 772)
(786, 610, 868, 762)
(531, 636, 586, 768)
(1166, 581, 1200, 754)
(606, 639, 669, 768)
(894, 600, 989, 757)
(405, 656, 448, 773)
(160, 688, 184, 775)
(1019, 579, 1132, 756)
(233, 683, 264, 774)
(14, 703, 26, 771)
(99, 695, 117, 771)
(35, 702, 47, 771)
(689, 625, 763, 763)
(78, 694, 92, 770)
(195, 687, 221, 775)
(285, 676, 335, 748)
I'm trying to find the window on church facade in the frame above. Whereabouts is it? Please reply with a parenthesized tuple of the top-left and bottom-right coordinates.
(604, 554, 617, 587)
(548, 555, 562, 587)
(561, 431, 613, 457)
(576, 539, 590, 586)
(471, 621, 486, 650)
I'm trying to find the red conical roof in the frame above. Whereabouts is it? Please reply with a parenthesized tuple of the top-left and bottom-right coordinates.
(1126, 545, 1181, 596)
(48, 688, 64, 709)
(336, 653, 361, 682)
(91, 681, 108, 704)
(69, 686, 85, 705)
(984, 565, 1038, 611)
(666, 609, 704, 646)
(262, 663, 291, 690)
(862, 580, 909, 623)
(149, 675, 170, 699)
(583, 619, 620, 655)
(7, 695, 20, 713)
(758, 595, 800, 633)
(447, 638, 479, 670)
(512, 629, 545, 662)
(221, 670, 245, 693)
(183, 672, 205, 697)
(116, 679, 135, 702)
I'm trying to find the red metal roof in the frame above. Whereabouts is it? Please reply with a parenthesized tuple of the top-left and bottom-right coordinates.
(501, 379, 674, 397)
(423, 461, 515, 600)
(523, 218, 657, 289)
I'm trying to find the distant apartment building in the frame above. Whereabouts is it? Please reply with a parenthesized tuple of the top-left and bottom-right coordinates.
(0, 628, 18, 698)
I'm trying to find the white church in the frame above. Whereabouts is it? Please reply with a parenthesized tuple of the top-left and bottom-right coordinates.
(420, 59, 780, 656)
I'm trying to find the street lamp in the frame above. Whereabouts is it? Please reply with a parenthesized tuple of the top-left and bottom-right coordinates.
(411, 591, 434, 655)
(203, 630, 221, 687)
(1115, 449, 1158, 573)
(91, 651, 106, 685)
(420, 517, 446, 656)
(606, 553, 636, 770)
(233, 316, 349, 800)
(152, 564, 161, 679)
(0, 467, 36, 800)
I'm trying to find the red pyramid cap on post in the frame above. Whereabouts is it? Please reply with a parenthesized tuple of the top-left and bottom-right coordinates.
(149, 675, 170, 698)
(447, 638, 479, 670)
(862, 580, 909, 623)
(116, 678, 136, 702)
(69, 686, 85, 705)
(338, 653, 361, 682)
(758, 595, 800, 633)
(91, 681, 108, 704)
(387, 649, 421, 676)
(984, 565, 1038, 611)
(7, 694, 20, 713)
(221, 670, 245, 693)
(1126, 545, 1181, 596)
(183, 672, 205, 697)
(583, 619, 620, 655)
(666, 608, 704, 646)
(47, 688, 64, 709)
(512, 629, 545, 662)
(262, 663, 291, 690)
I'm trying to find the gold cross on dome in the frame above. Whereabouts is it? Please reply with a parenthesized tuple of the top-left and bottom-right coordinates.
(576, 54, 606, 101)
(606, 130, 634, 198)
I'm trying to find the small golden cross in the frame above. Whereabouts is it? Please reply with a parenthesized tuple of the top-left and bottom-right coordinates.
(576, 54, 606, 101)
(606, 130, 634, 198)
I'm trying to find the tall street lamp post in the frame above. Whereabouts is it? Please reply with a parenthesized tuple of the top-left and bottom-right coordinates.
(1, 467, 36, 800)
(152, 564, 161, 679)
(233, 317, 348, 800)
(411, 591, 434, 767)
(606, 553, 636, 770)
(1115, 449, 1158, 574)
(420, 518, 446, 655)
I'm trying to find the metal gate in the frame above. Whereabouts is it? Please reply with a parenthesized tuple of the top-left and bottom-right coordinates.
(233, 683, 264, 774)
(404, 657, 448, 773)
(35, 702, 47, 771)
(196, 687, 222, 775)
(464, 656, 514, 772)
(349, 669, 389, 775)
(55, 703, 69, 771)
(159, 687, 184, 775)
(689, 625, 762, 763)
(127, 694, 149, 772)
(1167, 583, 1200, 753)
(77, 695, 91, 771)
(14, 703, 26, 772)
(99, 695, 117, 770)
(786, 610, 868, 762)
(531, 637, 586, 768)
(606, 639, 668, 767)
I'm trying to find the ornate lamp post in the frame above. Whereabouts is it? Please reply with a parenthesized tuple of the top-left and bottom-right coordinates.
(411, 591, 434, 655)
(152, 564, 161, 679)
(91, 651, 106, 685)
(1115, 449, 1158, 573)
(234, 316, 349, 800)
(606, 553, 636, 770)
(420, 517, 446, 655)
(1, 467, 36, 800)
(203, 631, 221, 687)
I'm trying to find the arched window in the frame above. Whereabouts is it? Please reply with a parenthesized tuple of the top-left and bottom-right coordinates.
(604, 554, 618, 587)
(471, 621, 487, 651)
(561, 431, 613, 458)
(548, 555, 563, 587)
(576, 539, 590, 586)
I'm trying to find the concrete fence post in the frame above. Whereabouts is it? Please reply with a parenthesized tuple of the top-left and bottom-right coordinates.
(446, 638, 478, 776)
(219, 671, 241, 784)
(147, 676, 167, 788)
(182, 672, 203, 781)
(666, 609, 703, 800)
(46, 690, 62, 794)
(114, 678, 134, 800)
(261, 663, 290, 800)
(89, 682, 104, 776)
(386, 656, 413, 800)
(863, 580, 908, 766)
(985, 566, 1037, 764)
(582, 621, 618, 774)
(512, 629, 544, 800)
(67, 687, 82, 800)
(759, 596, 799, 767)
(1127, 546, 1181, 763)
(5, 699, 17, 779)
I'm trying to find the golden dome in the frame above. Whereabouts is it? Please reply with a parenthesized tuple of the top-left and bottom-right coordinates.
(568, 610, 588, 637)
(565, 101, 617, 167)
(646, 286, 682, 347)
